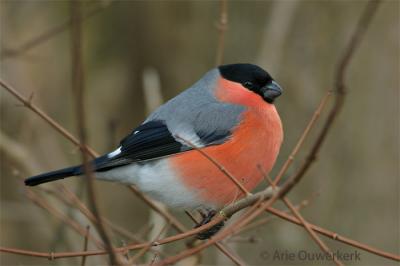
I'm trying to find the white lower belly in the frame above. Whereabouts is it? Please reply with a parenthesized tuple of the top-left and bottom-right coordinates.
(95, 158, 205, 209)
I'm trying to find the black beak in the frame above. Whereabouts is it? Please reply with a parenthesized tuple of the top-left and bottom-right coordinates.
(261, 81, 282, 103)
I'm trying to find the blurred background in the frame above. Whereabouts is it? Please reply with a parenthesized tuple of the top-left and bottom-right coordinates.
(0, 0, 398, 265)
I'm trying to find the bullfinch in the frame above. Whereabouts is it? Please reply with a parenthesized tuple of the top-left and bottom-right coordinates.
(25, 63, 283, 238)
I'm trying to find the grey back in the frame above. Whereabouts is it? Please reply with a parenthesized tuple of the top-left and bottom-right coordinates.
(145, 69, 246, 147)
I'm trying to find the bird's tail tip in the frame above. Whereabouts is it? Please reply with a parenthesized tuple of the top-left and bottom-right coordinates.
(24, 166, 81, 186)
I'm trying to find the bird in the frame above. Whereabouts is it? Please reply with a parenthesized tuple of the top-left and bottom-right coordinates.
(25, 63, 283, 239)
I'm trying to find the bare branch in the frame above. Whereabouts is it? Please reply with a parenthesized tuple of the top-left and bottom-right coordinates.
(0, 79, 98, 157)
(70, 1, 118, 264)
(261, 168, 342, 266)
(25, 189, 103, 248)
(279, 0, 382, 199)
(1, 190, 399, 262)
(129, 222, 170, 264)
(0, 189, 275, 259)
(235, 193, 317, 235)
(273, 91, 331, 186)
(80, 226, 90, 266)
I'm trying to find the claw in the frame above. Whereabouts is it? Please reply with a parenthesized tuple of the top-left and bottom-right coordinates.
(194, 210, 225, 240)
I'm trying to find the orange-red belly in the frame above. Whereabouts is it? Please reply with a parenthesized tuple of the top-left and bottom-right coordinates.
(169, 106, 283, 208)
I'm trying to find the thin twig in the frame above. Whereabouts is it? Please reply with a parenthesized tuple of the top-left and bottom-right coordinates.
(81, 226, 90, 266)
(129, 223, 170, 265)
(264, 206, 400, 261)
(0, 79, 98, 157)
(283, 198, 342, 266)
(279, 0, 382, 199)
(0, 189, 275, 259)
(70, 1, 118, 264)
(261, 169, 342, 266)
(2, 200, 399, 261)
(273, 91, 331, 186)
(25, 189, 103, 249)
(175, 135, 251, 196)
(42, 184, 163, 256)
(235, 193, 317, 235)
(142, 67, 169, 258)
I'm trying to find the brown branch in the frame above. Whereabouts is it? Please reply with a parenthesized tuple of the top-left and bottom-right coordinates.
(70, 1, 118, 264)
(129, 222, 170, 265)
(40, 184, 157, 251)
(282, 198, 342, 266)
(0, 189, 276, 259)
(1, 189, 399, 262)
(235, 193, 317, 235)
(264, 206, 400, 261)
(215, 0, 228, 66)
(58, 185, 147, 245)
(81, 226, 90, 266)
(262, 170, 342, 266)
(273, 91, 331, 186)
(211, 243, 246, 266)
(279, 0, 382, 199)
(25, 189, 103, 249)
(156, 198, 400, 266)
(2, 203, 399, 261)
(0, 79, 98, 157)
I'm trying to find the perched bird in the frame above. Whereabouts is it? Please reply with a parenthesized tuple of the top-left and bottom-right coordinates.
(25, 63, 283, 238)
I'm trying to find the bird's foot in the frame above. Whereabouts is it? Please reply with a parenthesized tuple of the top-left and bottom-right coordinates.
(194, 210, 225, 240)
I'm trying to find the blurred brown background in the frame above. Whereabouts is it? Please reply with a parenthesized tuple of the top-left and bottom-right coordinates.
(0, 0, 399, 265)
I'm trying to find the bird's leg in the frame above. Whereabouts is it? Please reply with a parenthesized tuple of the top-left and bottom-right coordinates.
(194, 209, 225, 240)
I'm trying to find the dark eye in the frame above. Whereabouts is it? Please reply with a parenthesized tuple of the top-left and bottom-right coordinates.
(243, 81, 254, 89)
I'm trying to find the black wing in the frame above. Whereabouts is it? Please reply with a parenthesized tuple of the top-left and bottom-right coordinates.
(94, 120, 188, 171)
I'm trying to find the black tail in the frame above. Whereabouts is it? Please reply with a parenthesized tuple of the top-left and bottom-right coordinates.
(24, 155, 115, 186)
(25, 165, 83, 186)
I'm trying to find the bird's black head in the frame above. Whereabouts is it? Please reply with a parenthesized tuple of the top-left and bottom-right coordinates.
(218, 63, 282, 103)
